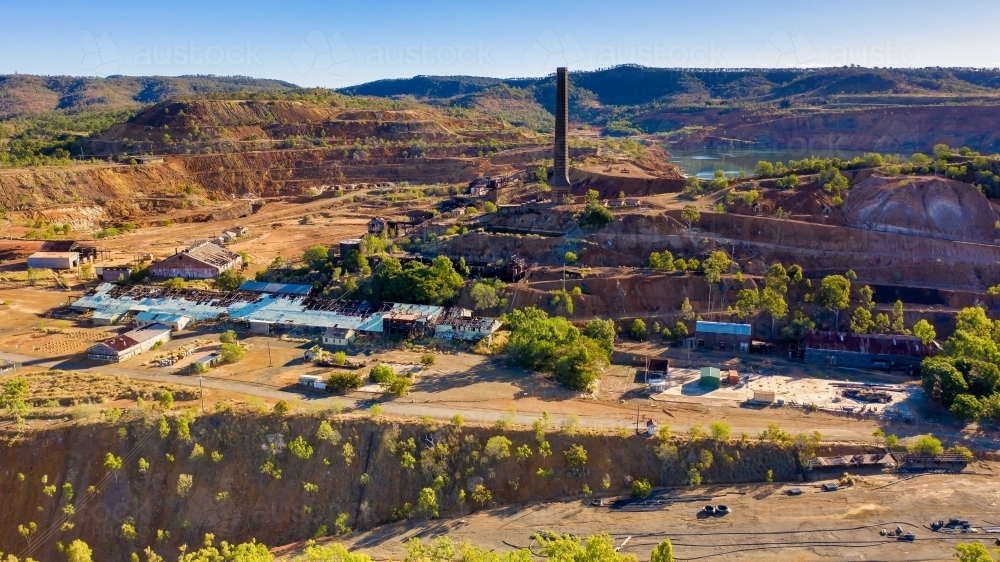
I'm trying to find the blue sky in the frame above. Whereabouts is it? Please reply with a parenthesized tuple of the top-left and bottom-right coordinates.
(2, 0, 999, 87)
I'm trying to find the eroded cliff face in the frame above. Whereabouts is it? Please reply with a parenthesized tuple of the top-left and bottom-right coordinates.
(639, 105, 1000, 154)
(842, 176, 1000, 244)
(0, 413, 798, 562)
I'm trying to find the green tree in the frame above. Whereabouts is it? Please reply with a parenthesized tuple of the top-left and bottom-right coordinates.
(818, 275, 851, 327)
(470, 279, 506, 310)
(483, 435, 512, 461)
(584, 189, 600, 204)
(891, 300, 910, 335)
(754, 161, 774, 178)
(564, 444, 588, 467)
(672, 321, 688, 339)
(103, 452, 123, 471)
(631, 478, 652, 499)
(650, 539, 675, 562)
(370, 364, 395, 384)
(65, 539, 93, 562)
(950, 394, 984, 422)
(680, 205, 701, 229)
(415, 488, 439, 519)
(954, 542, 998, 562)
(484, 201, 497, 213)
(220, 342, 244, 364)
(858, 285, 875, 311)
(908, 435, 944, 456)
(215, 269, 245, 291)
(382, 374, 413, 397)
(219, 330, 238, 344)
(288, 436, 314, 459)
(850, 307, 874, 334)
(303, 245, 331, 270)
(680, 298, 695, 321)
(327, 371, 363, 393)
(342, 249, 369, 274)
(579, 201, 614, 229)
(702, 250, 731, 313)
(471, 484, 492, 508)
(629, 319, 648, 341)
(564, 251, 578, 264)
(912, 319, 936, 345)
(582, 318, 616, 356)
(0, 375, 30, 423)
(649, 250, 674, 272)
(709, 421, 731, 441)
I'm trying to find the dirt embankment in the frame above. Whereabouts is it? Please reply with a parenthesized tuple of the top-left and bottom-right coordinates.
(639, 104, 1000, 153)
(842, 175, 1000, 244)
(0, 413, 798, 562)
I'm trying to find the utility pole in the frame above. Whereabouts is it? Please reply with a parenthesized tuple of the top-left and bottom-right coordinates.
(267, 341, 272, 367)
(635, 402, 640, 435)
(198, 377, 204, 412)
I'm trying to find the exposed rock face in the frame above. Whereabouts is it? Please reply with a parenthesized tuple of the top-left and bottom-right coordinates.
(842, 176, 1000, 244)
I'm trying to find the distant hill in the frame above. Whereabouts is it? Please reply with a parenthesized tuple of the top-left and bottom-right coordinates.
(339, 66, 1000, 108)
(0, 74, 298, 118)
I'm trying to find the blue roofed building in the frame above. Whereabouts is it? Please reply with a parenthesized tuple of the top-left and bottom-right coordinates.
(690, 321, 753, 352)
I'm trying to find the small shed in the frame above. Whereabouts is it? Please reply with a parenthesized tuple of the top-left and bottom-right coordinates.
(323, 326, 356, 347)
(27, 252, 80, 269)
(100, 267, 132, 283)
(752, 390, 776, 404)
(699, 367, 721, 389)
(726, 370, 740, 385)
(193, 352, 221, 370)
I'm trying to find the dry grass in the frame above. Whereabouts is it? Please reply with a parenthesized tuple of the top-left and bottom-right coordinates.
(12, 370, 197, 407)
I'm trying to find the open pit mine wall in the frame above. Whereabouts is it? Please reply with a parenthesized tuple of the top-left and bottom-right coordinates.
(0, 415, 798, 562)
(640, 105, 1000, 153)
(0, 147, 541, 219)
(452, 209, 1000, 291)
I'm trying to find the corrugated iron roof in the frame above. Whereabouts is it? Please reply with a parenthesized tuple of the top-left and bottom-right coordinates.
(803, 331, 927, 357)
(695, 321, 752, 336)
(239, 281, 313, 296)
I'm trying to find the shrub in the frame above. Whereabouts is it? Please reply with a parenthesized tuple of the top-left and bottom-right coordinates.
(273, 400, 291, 416)
(908, 435, 944, 456)
(471, 484, 492, 507)
(219, 342, 244, 364)
(331, 351, 347, 365)
(370, 364, 395, 384)
(709, 421, 731, 442)
(159, 391, 174, 410)
(316, 420, 341, 444)
(381, 373, 413, 397)
(629, 319, 648, 341)
(288, 436, 314, 459)
(219, 330, 238, 344)
(631, 478, 652, 499)
(416, 488, 439, 519)
(564, 444, 588, 467)
(420, 354, 435, 367)
(516, 444, 532, 461)
(176, 474, 193, 497)
(484, 436, 513, 460)
(327, 371, 363, 393)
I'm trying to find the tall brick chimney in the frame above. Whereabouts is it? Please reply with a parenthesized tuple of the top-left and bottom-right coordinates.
(551, 67, 571, 197)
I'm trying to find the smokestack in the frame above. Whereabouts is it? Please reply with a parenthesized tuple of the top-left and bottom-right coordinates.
(552, 67, 571, 190)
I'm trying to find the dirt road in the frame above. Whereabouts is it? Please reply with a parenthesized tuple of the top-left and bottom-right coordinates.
(318, 470, 1000, 562)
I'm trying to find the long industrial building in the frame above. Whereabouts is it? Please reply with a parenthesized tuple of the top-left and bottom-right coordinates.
(72, 283, 501, 341)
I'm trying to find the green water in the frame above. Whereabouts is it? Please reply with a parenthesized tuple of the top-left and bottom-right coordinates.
(668, 147, 868, 179)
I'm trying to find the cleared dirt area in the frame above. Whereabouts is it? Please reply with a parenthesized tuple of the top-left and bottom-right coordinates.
(318, 469, 1000, 562)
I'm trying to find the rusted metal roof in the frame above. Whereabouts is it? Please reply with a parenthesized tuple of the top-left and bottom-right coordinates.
(803, 331, 928, 357)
